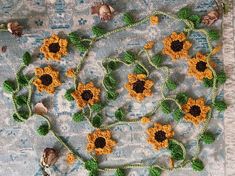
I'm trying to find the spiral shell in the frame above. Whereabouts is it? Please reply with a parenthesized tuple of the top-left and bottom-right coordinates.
(202, 10, 219, 26)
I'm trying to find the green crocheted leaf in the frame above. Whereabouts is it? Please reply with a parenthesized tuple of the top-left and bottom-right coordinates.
(18, 74, 29, 87)
(176, 92, 189, 104)
(37, 124, 49, 136)
(200, 132, 215, 144)
(22, 52, 32, 66)
(74, 41, 89, 52)
(168, 140, 184, 160)
(91, 103, 104, 112)
(134, 64, 147, 75)
(149, 166, 162, 176)
(123, 51, 136, 64)
(177, 7, 192, 19)
(188, 15, 201, 27)
(92, 26, 106, 37)
(88, 170, 98, 176)
(151, 54, 164, 67)
(115, 108, 125, 121)
(115, 168, 125, 176)
(191, 159, 204, 171)
(208, 29, 220, 41)
(92, 114, 103, 127)
(12, 113, 24, 122)
(217, 71, 227, 85)
(18, 111, 29, 120)
(103, 74, 117, 90)
(68, 32, 80, 44)
(85, 159, 98, 171)
(72, 112, 84, 122)
(64, 88, 75, 101)
(15, 95, 28, 106)
(213, 100, 227, 112)
(203, 78, 213, 88)
(106, 90, 119, 100)
(104, 61, 120, 73)
(123, 12, 135, 25)
(3, 80, 15, 93)
(165, 79, 177, 90)
(173, 108, 183, 122)
(160, 100, 171, 114)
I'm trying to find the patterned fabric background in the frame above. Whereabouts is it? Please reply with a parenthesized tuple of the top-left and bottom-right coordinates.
(0, 0, 233, 176)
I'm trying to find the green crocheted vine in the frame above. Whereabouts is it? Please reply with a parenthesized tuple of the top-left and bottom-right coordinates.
(2, 6, 227, 176)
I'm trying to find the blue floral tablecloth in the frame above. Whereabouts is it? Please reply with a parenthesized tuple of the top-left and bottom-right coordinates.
(0, 0, 234, 176)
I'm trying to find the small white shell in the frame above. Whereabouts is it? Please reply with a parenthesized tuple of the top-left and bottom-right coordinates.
(34, 102, 48, 115)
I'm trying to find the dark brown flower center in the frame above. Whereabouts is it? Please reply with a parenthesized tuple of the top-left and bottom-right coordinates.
(154, 130, 167, 142)
(196, 61, 207, 72)
(189, 105, 201, 117)
(49, 43, 60, 53)
(40, 74, 53, 86)
(94, 137, 106, 148)
(132, 80, 145, 93)
(81, 90, 93, 101)
(171, 40, 184, 52)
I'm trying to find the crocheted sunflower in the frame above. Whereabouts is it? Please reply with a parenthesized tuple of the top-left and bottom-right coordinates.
(147, 123, 174, 150)
(188, 52, 215, 80)
(33, 66, 61, 94)
(87, 129, 116, 155)
(162, 32, 192, 60)
(72, 82, 101, 108)
(182, 97, 211, 125)
(125, 74, 154, 101)
(40, 34, 68, 61)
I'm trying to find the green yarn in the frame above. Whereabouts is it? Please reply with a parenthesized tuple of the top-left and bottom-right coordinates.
(68, 32, 80, 44)
(161, 100, 171, 114)
(165, 79, 177, 90)
(104, 61, 120, 73)
(191, 159, 204, 171)
(200, 132, 215, 144)
(217, 71, 227, 85)
(64, 88, 75, 101)
(91, 103, 104, 112)
(168, 140, 184, 160)
(22, 52, 32, 66)
(12, 113, 24, 122)
(203, 78, 213, 88)
(213, 100, 227, 112)
(123, 12, 135, 25)
(173, 108, 183, 122)
(208, 29, 220, 41)
(37, 124, 49, 136)
(88, 170, 98, 176)
(18, 74, 29, 87)
(68, 32, 89, 52)
(115, 108, 125, 121)
(149, 166, 162, 176)
(106, 90, 119, 100)
(85, 159, 98, 171)
(103, 74, 117, 90)
(75, 41, 89, 52)
(188, 15, 201, 28)
(177, 7, 192, 19)
(15, 95, 27, 106)
(3, 80, 15, 93)
(176, 92, 188, 104)
(92, 114, 103, 127)
(151, 54, 164, 67)
(72, 112, 84, 122)
(115, 168, 125, 176)
(92, 26, 106, 37)
(123, 51, 136, 64)
(134, 64, 147, 75)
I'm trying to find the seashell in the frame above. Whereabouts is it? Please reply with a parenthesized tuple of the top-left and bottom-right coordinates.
(7, 21, 23, 37)
(91, 2, 115, 21)
(202, 10, 219, 26)
(34, 102, 48, 115)
(40, 148, 58, 168)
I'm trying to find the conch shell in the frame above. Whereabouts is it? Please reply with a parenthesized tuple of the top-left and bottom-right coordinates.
(40, 148, 58, 168)
(91, 2, 115, 21)
(202, 10, 219, 26)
